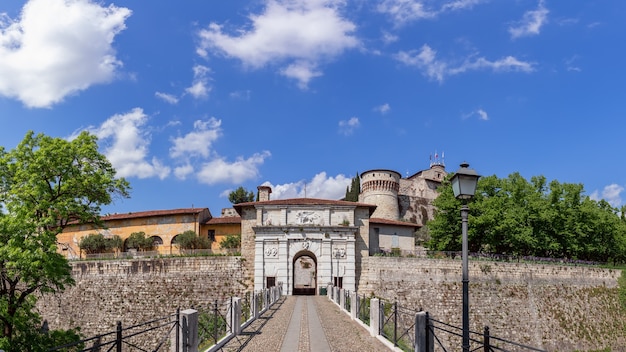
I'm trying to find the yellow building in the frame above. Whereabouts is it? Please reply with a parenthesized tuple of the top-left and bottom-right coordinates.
(58, 208, 213, 259)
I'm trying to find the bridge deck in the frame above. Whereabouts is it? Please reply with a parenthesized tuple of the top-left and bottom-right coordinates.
(220, 295, 389, 351)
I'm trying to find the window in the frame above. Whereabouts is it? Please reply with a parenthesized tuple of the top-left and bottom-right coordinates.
(266, 277, 276, 288)
(207, 230, 216, 242)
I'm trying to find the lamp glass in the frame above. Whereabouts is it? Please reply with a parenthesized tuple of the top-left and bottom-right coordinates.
(451, 163, 480, 200)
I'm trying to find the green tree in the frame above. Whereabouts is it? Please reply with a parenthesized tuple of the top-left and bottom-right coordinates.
(173, 230, 211, 250)
(79, 233, 122, 254)
(124, 231, 154, 251)
(228, 186, 256, 204)
(219, 234, 241, 251)
(0, 131, 130, 349)
(428, 171, 626, 263)
(344, 173, 360, 202)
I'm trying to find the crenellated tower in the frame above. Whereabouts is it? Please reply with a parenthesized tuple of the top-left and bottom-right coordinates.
(359, 169, 401, 220)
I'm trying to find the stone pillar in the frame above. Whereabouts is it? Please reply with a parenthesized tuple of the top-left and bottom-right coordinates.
(278, 238, 289, 294)
(340, 288, 346, 310)
(178, 309, 198, 352)
(370, 298, 380, 337)
(254, 239, 265, 292)
(228, 297, 242, 335)
(414, 312, 433, 352)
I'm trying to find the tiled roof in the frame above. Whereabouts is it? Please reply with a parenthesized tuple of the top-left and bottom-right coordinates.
(204, 216, 241, 225)
(101, 208, 209, 221)
(369, 218, 420, 228)
(234, 198, 376, 208)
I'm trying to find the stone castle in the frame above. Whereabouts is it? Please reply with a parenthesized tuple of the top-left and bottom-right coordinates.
(58, 159, 448, 295)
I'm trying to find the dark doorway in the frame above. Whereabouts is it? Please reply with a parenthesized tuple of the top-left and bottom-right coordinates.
(266, 276, 276, 288)
(292, 251, 317, 295)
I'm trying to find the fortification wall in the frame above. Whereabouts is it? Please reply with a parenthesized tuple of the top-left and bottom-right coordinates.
(36, 256, 626, 351)
(359, 257, 625, 351)
(36, 256, 248, 340)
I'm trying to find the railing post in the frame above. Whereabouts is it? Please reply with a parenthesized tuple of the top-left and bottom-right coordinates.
(370, 298, 380, 337)
(213, 300, 219, 345)
(340, 289, 346, 310)
(484, 326, 490, 352)
(116, 321, 122, 352)
(174, 308, 180, 352)
(350, 291, 358, 320)
(393, 301, 398, 347)
(229, 297, 242, 335)
(179, 309, 198, 352)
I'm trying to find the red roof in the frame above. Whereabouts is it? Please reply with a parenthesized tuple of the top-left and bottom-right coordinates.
(234, 197, 376, 208)
(101, 208, 209, 221)
(369, 217, 420, 228)
(204, 216, 241, 225)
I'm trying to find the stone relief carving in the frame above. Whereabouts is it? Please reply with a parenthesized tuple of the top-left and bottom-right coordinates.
(265, 246, 278, 257)
(295, 211, 321, 225)
(333, 247, 346, 258)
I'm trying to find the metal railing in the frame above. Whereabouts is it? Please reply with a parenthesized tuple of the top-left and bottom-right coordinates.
(328, 285, 546, 352)
(48, 311, 179, 352)
(426, 313, 546, 352)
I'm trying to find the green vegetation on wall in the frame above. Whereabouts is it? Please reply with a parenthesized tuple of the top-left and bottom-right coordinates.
(428, 172, 626, 264)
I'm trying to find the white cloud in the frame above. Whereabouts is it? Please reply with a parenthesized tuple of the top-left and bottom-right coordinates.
(382, 31, 398, 44)
(509, 1, 549, 39)
(396, 44, 535, 82)
(170, 118, 222, 158)
(197, 151, 271, 185)
(88, 108, 171, 180)
(339, 117, 360, 135)
(196, 0, 359, 89)
(591, 184, 624, 207)
(155, 92, 179, 104)
(174, 164, 194, 180)
(0, 0, 131, 108)
(280, 61, 323, 89)
(375, 103, 391, 114)
(185, 65, 212, 99)
(377, 0, 483, 26)
(476, 108, 488, 120)
(263, 172, 351, 200)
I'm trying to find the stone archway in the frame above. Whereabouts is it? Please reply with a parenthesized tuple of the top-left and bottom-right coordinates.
(292, 251, 317, 295)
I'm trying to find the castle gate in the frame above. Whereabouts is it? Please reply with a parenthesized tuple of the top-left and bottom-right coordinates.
(292, 250, 317, 295)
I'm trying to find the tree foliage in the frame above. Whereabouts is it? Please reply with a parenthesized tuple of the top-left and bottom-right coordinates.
(228, 186, 256, 205)
(344, 173, 360, 202)
(173, 230, 211, 250)
(0, 131, 130, 349)
(79, 233, 122, 254)
(124, 231, 154, 251)
(219, 234, 241, 250)
(428, 172, 626, 264)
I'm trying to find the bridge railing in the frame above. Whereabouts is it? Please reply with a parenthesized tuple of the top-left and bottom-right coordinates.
(47, 312, 179, 352)
(328, 285, 546, 352)
(48, 286, 283, 352)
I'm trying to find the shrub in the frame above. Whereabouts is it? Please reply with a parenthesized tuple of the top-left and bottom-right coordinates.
(125, 231, 154, 251)
(174, 230, 211, 250)
(219, 234, 241, 250)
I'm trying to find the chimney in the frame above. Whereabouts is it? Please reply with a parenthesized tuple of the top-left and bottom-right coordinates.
(257, 185, 272, 202)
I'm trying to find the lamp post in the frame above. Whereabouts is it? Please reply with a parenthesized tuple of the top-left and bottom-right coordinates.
(450, 162, 480, 352)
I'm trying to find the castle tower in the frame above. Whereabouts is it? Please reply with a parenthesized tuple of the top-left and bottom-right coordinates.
(359, 169, 401, 220)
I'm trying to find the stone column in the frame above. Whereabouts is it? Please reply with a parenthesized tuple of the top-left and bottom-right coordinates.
(278, 238, 289, 295)
(370, 298, 380, 337)
(254, 239, 265, 292)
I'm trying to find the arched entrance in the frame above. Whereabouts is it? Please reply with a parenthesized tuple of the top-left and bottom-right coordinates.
(292, 251, 317, 295)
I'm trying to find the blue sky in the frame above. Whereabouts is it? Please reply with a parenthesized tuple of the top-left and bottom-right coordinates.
(1, 0, 625, 216)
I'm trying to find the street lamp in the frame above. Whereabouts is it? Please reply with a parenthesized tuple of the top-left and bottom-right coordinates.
(450, 162, 480, 352)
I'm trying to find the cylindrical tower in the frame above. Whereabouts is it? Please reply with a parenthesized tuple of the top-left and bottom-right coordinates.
(359, 169, 401, 220)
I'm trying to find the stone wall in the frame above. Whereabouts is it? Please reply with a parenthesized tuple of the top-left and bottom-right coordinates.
(359, 257, 626, 351)
(37, 256, 626, 351)
(36, 256, 249, 340)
